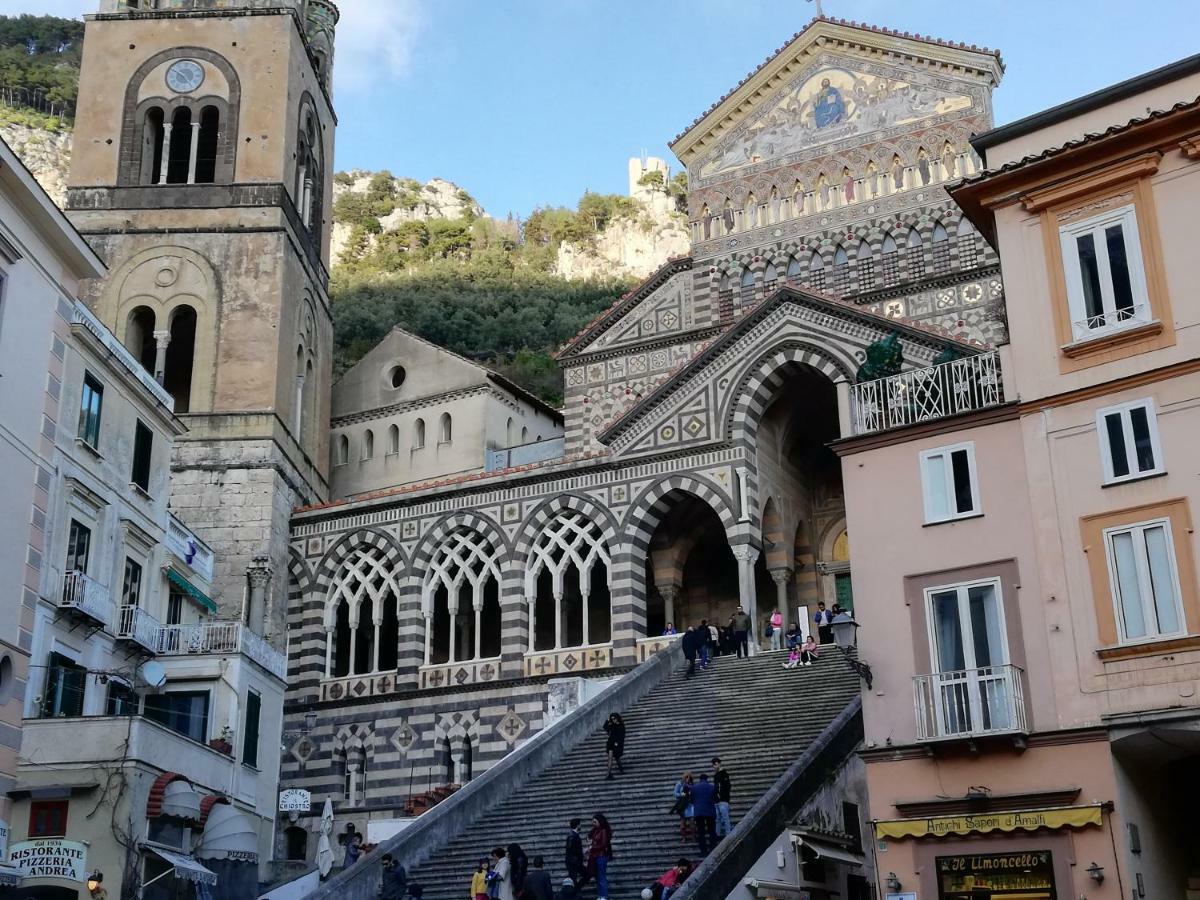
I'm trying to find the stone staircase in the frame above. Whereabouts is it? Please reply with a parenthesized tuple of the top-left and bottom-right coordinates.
(402, 652, 860, 899)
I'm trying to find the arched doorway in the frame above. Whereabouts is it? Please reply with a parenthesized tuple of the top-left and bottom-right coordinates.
(643, 490, 738, 637)
(744, 360, 847, 644)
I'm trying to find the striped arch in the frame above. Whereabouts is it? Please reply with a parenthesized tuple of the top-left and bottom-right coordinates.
(409, 511, 510, 578)
(314, 527, 406, 594)
(324, 546, 403, 630)
(513, 493, 621, 569)
(622, 474, 739, 551)
(434, 710, 480, 756)
(722, 341, 856, 451)
(287, 545, 314, 599)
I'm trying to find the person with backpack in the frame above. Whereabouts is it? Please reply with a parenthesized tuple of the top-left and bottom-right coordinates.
(681, 626, 701, 677)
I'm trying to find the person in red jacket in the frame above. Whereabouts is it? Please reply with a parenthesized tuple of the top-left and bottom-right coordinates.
(582, 813, 614, 900)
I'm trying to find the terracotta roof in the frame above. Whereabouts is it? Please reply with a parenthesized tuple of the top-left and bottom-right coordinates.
(597, 282, 989, 442)
(556, 256, 692, 358)
(955, 95, 1200, 188)
(670, 16, 1003, 148)
(146, 772, 191, 819)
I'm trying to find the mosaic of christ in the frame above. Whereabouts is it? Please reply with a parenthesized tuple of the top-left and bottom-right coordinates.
(700, 66, 973, 178)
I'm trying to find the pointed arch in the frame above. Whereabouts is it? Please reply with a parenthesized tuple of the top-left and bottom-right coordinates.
(932, 220, 951, 273)
(881, 234, 900, 286)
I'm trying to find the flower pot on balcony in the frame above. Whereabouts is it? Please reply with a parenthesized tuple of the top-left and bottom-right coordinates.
(208, 738, 233, 755)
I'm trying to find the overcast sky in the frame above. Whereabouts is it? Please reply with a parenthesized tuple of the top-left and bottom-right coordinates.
(7, 0, 1197, 217)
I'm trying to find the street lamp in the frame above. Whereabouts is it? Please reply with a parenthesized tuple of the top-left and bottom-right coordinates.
(86, 871, 105, 898)
(885, 872, 902, 892)
(1086, 862, 1105, 884)
(830, 612, 873, 689)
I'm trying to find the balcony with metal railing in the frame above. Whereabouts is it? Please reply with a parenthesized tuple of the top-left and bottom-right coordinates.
(850, 350, 1003, 436)
(155, 621, 287, 680)
(58, 570, 114, 627)
(914, 664, 1028, 741)
(116, 605, 163, 654)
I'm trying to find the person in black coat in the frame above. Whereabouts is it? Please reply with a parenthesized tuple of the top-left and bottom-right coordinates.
(564, 818, 585, 884)
(603, 714, 626, 779)
(508, 843, 529, 896)
(682, 626, 701, 677)
(524, 856, 554, 900)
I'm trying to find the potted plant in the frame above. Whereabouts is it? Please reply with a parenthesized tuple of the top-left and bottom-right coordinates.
(209, 725, 234, 755)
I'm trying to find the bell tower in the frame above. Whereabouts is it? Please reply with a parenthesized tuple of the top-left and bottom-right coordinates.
(67, 0, 339, 641)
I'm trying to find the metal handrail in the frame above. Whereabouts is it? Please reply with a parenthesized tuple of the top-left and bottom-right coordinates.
(851, 350, 1003, 435)
(913, 663, 1027, 740)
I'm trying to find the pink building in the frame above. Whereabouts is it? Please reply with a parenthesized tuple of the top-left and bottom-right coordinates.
(841, 54, 1200, 898)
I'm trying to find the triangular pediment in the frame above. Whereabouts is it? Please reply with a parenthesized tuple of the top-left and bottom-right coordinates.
(558, 257, 696, 359)
(696, 58, 977, 180)
(672, 18, 1003, 173)
(598, 286, 978, 458)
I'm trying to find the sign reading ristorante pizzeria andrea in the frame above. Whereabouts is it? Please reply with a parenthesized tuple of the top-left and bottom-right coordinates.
(9, 839, 87, 881)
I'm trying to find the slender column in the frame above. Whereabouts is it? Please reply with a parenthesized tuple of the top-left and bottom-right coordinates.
(448, 598, 458, 664)
(835, 380, 853, 438)
(732, 546, 760, 654)
(770, 568, 793, 634)
(526, 596, 537, 653)
(348, 623, 358, 675)
(324, 628, 333, 678)
(423, 612, 433, 666)
(473, 583, 483, 659)
(581, 587, 591, 647)
(186, 120, 201, 184)
(152, 330, 171, 384)
(295, 373, 306, 436)
(657, 584, 679, 630)
(247, 557, 272, 635)
(303, 176, 315, 227)
(157, 123, 173, 185)
(373, 619, 382, 672)
(553, 589, 564, 650)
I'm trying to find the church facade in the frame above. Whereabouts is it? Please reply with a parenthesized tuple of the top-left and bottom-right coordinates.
(280, 18, 1009, 845)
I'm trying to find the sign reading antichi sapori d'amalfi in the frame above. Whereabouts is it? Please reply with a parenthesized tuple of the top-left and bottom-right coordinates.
(9, 839, 87, 881)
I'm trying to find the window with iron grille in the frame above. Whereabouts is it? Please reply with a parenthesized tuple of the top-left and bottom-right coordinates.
(882, 251, 900, 285)
(857, 259, 875, 291)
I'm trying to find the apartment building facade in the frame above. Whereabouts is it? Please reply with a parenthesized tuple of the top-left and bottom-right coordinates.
(842, 54, 1200, 900)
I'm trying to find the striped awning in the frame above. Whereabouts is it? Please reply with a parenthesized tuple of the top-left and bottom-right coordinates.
(167, 568, 218, 613)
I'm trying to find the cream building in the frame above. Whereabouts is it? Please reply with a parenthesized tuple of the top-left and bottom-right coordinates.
(0, 135, 107, 889)
(328, 329, 564, 499)
(843, 52, 1200, 900)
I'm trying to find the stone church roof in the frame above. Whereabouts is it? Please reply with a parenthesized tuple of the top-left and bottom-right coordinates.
(670, 16, 1004, 153)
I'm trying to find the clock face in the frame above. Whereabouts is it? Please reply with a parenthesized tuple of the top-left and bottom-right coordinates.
(165, 60, 205, 94)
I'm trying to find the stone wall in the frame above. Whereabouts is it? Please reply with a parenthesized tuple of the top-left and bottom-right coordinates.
(1, 123, 72, 208)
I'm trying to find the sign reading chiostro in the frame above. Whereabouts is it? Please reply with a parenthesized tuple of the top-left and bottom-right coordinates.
(874, 805, 1104, 840)
(9, 839, 88, 881)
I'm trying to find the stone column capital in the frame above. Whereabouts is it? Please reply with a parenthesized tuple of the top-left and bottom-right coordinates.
(247, 555, 273, 588)
(655, 583, 681, 603)
(152, 329, 171, 349)
(768, 567, 794, 586)
(731, 545, 760, 565)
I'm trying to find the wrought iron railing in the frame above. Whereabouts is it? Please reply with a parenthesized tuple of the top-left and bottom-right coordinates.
(117, 605, 162, 653)
(850, 350, 1003, 435)
(914, 663, 1027, 740)
(156, 621, 287, 680)
(1071, 303, 1148, 340)
(59, 570, 113, 626)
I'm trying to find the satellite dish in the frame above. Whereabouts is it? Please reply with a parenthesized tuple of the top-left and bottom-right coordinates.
(138, 660, 167, 689)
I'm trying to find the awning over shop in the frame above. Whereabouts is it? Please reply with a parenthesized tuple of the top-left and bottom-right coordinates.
(874, 804, 1105, 840)
(167, 568, 218, 613)
(195, 803, 259, 863)
(144, 845, 218, 886)
(744, 879, 807, 899)
(794, 834, 864, 867)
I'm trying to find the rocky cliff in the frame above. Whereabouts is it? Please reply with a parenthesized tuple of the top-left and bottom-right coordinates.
(554, 205, 689, 280)
(2, 122, 72, 208)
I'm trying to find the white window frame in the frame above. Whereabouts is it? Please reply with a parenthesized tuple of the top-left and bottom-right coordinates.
(923, 576, 1010, 673)
(919, 441, 981, 524)
(1096, 398, 1165, 485)
(1059, 204, 1150, 341)
(1103, 517, 1187, 645)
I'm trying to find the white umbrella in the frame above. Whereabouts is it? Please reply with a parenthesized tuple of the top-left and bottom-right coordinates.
(315, 798, 335, 878)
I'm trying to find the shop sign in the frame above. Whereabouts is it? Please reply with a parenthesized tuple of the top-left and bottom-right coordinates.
(9, 839, 87, 881)
(0, 820, 9, 861)
(886, 894, 916, 900)
(937, 850, 1055, 897)
(874, 804, 1103, 840)
(279, 789, 312, 812)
